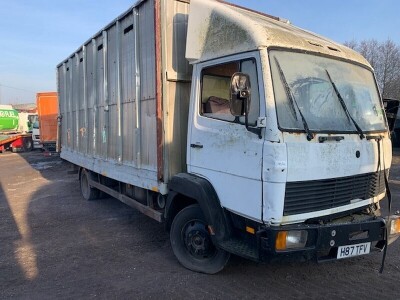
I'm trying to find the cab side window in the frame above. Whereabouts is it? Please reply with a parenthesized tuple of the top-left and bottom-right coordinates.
(200, 59, 259, 125)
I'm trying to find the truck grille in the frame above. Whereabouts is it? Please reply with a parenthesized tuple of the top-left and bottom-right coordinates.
(283, 171, 387, 216)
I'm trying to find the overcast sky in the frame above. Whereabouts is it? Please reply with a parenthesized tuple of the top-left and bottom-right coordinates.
(0, 0, 399, 104)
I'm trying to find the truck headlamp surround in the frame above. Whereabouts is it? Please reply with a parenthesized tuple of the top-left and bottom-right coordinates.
(275, 230, 308, 251)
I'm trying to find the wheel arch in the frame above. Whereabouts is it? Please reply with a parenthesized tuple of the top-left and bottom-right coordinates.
(78, 166, 83, 179)
(78, 167, 98, 182)
(165, 173, 232, 242)
(79, 167, 100, 200)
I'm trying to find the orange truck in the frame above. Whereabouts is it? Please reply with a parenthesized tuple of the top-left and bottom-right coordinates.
(36, 92, 58, 151)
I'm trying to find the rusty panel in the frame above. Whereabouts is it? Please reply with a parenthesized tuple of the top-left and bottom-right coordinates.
(76, 51, 86, 153)
(65, 59, 73, 149)
(140, 0, 156, 101)
(161, 0, 191, 181)
(165, 0, 192, 81)
(85, 42, 95, 155)
(164, 80, 191, 179)
(71, 54, 80, 151)
(57, 65, 67, 148)
(155, 0, 163, 180)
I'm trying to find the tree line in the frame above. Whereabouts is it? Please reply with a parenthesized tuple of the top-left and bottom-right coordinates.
(344, 39, 400, 100)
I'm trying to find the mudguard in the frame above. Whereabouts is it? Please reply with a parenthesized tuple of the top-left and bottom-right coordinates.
(165, 173, 232, 242)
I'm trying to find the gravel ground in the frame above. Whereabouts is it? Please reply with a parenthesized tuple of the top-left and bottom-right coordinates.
(1, 150, 400, 299)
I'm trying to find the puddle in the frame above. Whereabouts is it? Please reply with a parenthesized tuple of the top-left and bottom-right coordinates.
(30, 161, 62, 170)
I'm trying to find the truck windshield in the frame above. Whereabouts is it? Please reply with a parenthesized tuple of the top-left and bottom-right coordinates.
(270, 50, 386, 133)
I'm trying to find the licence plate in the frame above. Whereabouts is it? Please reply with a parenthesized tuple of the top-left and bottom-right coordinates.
(337, 242, 371, 259)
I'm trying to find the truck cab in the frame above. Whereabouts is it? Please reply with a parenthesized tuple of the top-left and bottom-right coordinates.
(188, 49, 389, 225)
(32, 119, 42, 149)
(167, 0, 399, 273)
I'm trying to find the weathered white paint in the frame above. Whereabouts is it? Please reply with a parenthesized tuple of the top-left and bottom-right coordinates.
(186, 0, 370, 69)
(284, 133, 391, 182)
(188, 52, 266, 221)
(186, 1, 391, 225)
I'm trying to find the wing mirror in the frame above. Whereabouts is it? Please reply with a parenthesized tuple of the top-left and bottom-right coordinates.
(229, 72, 262, 139)
(230, 72, 251, 116)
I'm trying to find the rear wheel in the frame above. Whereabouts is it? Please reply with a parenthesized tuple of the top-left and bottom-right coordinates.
(170, 204, 230, 274)
(80, 169, 100, 200)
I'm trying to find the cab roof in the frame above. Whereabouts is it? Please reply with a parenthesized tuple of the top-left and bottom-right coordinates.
(186, 0, 370, 68)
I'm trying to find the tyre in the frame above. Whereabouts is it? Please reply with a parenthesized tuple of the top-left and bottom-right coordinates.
(80, 169, 100, 200)
(170, 204, 230, 274)
(23, 137, 33, 152)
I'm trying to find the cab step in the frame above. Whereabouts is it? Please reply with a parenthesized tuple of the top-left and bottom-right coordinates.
(218, 238, 259, 261)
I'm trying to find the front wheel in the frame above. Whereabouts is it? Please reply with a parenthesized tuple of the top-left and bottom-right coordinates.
(170, 204, 230, 274)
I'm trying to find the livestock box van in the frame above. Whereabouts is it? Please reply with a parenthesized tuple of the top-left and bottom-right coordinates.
(57, 0, 400, 273)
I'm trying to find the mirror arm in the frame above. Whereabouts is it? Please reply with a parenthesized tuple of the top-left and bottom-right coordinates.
(244, 98, 249, 128)
(243, 98, 262, 139)
(247, 126, 262, 139)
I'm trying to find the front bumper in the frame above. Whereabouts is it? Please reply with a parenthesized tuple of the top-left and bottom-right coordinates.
(257, 216, 391, 262)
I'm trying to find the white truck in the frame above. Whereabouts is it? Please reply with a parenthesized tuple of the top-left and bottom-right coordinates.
(17, 112, 38, 134)
(32, 119, 41, 149)
(57, 0, 400, 273)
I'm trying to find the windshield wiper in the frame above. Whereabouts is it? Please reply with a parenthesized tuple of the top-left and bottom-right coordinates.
(274, 57, 314, 141)
(325, 70, 365, 139)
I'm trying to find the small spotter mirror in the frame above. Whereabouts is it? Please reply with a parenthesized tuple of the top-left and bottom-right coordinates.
(230, 72, 251, 116)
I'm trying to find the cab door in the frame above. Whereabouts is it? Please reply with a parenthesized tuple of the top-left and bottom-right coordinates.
(187, 53, 265, 221)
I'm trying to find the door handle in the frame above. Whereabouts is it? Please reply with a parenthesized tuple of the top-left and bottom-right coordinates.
(190, 143, 203, 149)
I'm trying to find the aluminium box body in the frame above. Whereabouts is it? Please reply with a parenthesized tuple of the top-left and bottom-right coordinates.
(57, 0, 191, 194)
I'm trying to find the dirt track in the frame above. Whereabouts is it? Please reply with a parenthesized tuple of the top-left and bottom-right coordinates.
(1, 150, 400, 299)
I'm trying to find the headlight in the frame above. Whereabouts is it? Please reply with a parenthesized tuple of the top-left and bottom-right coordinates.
(275, 230, 308, 251)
